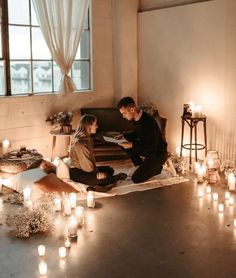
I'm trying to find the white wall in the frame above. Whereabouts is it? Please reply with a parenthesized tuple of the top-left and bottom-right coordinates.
(138, 0, 236, 161)
(0, 0, 115, 158)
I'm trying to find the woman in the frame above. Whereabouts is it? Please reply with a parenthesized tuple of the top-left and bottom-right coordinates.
(69, 114, 127, 191)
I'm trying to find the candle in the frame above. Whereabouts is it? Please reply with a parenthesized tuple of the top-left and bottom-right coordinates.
(23, 187, 31, 202)
(176, 147, 181, 157)
(64, 197, 71, 216)
(207, 169, 218, 184)
(75, 206, 85, 225)
(206, 185, 211, 194)
(193, 105, 202, 118)
(197, 166, 205, 182)
(87, 191, 95, 208)
(39, 261, 47, 276)
(65, 237, 71, 248)
(198, 187, 203, 198)
(54, 197, 62, 212)
(227, 173, 236, 190)
(69, 193, 77, 209)
(194, 162, 200, 174)
(229, 197, 234, 205)
(225, 191, 231, 200)
(2, 139, 10, 155)
(59, 247, 67, 259)
(218, 203, 224, 212)
(52, 157, 60, 167)
(213, 192, 219, 201)
(68, 216, 78, 237)
(38, 245, 46, 257)
(207, 159, 215, 169)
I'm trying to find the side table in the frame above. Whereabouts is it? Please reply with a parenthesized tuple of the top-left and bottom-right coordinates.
(180, 115, 207, 165)
(50, 130, 75, 160)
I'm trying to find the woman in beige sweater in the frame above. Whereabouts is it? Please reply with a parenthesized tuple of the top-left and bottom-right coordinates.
(69, 114, 126, 190)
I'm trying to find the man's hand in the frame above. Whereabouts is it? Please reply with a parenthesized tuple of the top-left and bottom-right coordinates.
(96, 172, 107, 180)
(119, 142, 133, 149)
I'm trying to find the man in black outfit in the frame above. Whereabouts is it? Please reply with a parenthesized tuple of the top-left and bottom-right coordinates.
(117, 97, 168, 183)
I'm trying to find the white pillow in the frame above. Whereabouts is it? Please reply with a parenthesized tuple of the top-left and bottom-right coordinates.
(6, 168, 47, 201)
(56, 160, 70, 180)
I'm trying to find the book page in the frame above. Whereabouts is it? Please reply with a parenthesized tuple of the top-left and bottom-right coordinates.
(103, 136, 128, 144)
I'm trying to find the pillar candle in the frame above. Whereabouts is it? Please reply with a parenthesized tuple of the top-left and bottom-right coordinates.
(198, 187, 203, 198)
(229, 197, 234, 205)
(206, 185, 211, 194)
(39, 261, 47, 276)
(59, 247, 67, 259)
(194, 162, 200, 174)
(75, 206, 85, 225)
(2, 139, 10, 155)
(225, 191, 231, 200)
(197, 166, 205, 182)
(54, 197, 62, 212)
(218, 203, 224, 212)
(68, 216, 78, 237)
(227, 173, 236, 190)
(87, 191, 95, 208)
(213, 192, 219, 201)
(69, 193, 77, 209)
(38, 245, 46, 257)
(64, 197, 71, 216)
(23, 187, 31, 202)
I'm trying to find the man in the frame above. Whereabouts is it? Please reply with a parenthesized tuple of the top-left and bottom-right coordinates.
(117, 97, 168, 183)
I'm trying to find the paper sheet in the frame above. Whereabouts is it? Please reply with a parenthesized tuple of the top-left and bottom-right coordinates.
(103, 136, 128, 144)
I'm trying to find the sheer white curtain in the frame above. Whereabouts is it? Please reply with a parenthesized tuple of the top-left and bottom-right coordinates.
(32, 0, 89, 95)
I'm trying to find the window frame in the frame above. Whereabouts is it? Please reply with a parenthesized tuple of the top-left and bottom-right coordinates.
(0, 0, 92, 96)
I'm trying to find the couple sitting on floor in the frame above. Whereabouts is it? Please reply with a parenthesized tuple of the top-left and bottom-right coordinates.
(69, 97, 168, 191)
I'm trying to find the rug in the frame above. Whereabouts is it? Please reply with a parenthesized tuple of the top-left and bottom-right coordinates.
(68, 170, 189, 200)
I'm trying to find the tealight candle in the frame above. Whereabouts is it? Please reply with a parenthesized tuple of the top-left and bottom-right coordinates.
(65, 237, 71, 248)
(69, 193, 77, 209)
(54, 197, 62, 212)
(225, 191, 231, 200)
(229, 197, 234, 205)
(213, 192, 219, 201)
(64, 197, 71, 216)
(218, 203, 224, 212)
(59, 246, 67, 259)
(2, 139, 10, 155)
(75, 206, 85, 225)
(206, 185, 211, 194)
(38, 245, 46, 257)
(39, 261, 47, 276)
(198, 188, 204, 198)
(68, 216, 78, 237)
(23, 187, 31, 202)
(227, 173, 236, 190)
(87, 191, 95, 208)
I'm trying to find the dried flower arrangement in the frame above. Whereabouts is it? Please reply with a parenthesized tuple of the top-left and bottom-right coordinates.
(169, 154, 190, 174)
(3, 193, 24, 204)
(139, 102, 160, 117)
(46, 111, 73, 126)
(6, 194, 54, 238)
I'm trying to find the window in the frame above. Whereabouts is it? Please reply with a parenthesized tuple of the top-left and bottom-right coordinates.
(0, 0, 91, 96)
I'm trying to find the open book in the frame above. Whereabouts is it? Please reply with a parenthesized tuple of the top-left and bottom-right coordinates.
(103, 136, 128, 144)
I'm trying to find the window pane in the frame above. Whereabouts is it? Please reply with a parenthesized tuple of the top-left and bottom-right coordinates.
(84, 10, 89, 30)
(33, 61, 52, 93)
(75, 31, 90, 59)
(72, 61, 90, 90)
(0, 7, 2, 58)
(11, 61, 31, 95)
(31, 0, 39, 26)
(0, 61, 5, 95)
(53, 63, 61, 92)
(9, 26, 30, 59)
(32, 27, 51, 59)
(8, 0, 29, 25)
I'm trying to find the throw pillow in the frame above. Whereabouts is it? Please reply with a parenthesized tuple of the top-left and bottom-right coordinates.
(34, 173, 77, 193)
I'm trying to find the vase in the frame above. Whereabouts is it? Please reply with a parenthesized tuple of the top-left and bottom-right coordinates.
(62, 125, 72, 134)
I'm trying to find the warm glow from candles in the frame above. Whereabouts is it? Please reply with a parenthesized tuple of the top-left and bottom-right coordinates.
(213, 192, 218, 201)
(64, 197, 71, 216)
(54, 197, 62, 212)
(206, 185, 211, 194)
(198, 188, 204, 198)
(39, 261, 47, 276)
(75, 206, 85, 225)
(65, 237, 71, 248)
(52, 157, 60, 167)
(2, 139, 10, 155)
(193, 105, 202, 117)
(87, 191, 95, 208)
(69, 193, 77, 209)
(229, 197, 234, 205)
(59, 247, 67, 259)
(225, 191, 231, 200)
(218, 203, 224, 212)
(68, 216, 78, 237)
(38, 245, 46, 257)
(194, 162, 200, 174)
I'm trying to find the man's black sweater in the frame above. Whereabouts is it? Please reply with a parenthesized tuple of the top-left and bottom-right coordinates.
(124, 112, 167, 157)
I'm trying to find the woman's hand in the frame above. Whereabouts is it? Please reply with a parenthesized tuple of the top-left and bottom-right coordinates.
(118, 142, 133, 149)
(96, 172, 107, 180)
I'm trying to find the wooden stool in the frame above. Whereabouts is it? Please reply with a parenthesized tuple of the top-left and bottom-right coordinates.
(180, 115, 207, 165)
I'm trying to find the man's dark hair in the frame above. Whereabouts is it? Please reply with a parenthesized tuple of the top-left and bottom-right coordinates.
(117, 97, 136, 109)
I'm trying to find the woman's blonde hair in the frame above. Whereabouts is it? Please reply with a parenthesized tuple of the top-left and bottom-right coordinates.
(74, 114, 97, 139)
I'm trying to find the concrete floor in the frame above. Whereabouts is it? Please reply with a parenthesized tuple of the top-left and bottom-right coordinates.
(1, 174, 236, 278)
